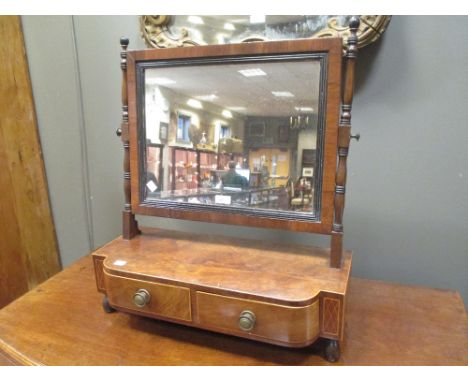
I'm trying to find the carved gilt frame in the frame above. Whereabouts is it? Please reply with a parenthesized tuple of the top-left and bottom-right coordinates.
(140, 15, 391, 49)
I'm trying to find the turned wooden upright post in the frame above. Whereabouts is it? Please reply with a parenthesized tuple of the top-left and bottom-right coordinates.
(330, 17, 360, 268)
(119, 37, 139, 239)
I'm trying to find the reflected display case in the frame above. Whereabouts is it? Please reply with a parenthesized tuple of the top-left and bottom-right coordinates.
(93, 17, 362, 362)
(170, 147, 198, 191)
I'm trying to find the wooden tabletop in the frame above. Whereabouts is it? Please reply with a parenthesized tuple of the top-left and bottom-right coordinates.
(0, 255, 466, 365)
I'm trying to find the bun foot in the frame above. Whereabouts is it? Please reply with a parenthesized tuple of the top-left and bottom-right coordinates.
(102, 296, 116, 313)
(324, 339, 340, 363)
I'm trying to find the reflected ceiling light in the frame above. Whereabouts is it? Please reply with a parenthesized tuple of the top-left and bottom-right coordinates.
(222, 110, 233, 119)
(146, 77, 176, 85)
(250, 15, 266, 24)
(187, 16, 204, 25)
(294, 107, 314, 112)
(238, 68, 267, 77)
(229, 18, 249, 24)
(272, 91, 295, 97)
(228, 106, 247, 111)
(187, 99, 203, 109)
(196, 94, 218, 101)
(216, 33, 225, 44)
(224, 22, 235, 31)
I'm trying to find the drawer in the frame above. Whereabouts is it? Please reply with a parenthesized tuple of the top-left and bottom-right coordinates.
(104, 272, 191, 322)
(196, 292, 319, 345)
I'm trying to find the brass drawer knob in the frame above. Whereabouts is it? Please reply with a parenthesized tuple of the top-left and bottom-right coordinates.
(238, 310, 256, 331)
(133, 289, 151, 308)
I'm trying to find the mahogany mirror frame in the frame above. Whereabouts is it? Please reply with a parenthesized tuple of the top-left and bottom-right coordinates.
(126, 38, 342, 231)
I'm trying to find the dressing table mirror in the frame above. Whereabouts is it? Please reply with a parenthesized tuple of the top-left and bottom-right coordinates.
(93, 17, 361, 362)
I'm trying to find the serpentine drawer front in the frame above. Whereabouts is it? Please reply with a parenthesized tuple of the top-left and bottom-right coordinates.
(196, 292, 320, 346)
(104, 272, 192, 322)
(94, 230, 352, 349)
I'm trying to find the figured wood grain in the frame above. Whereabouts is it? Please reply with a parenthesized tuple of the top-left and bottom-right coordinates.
(0, 16, 61, 308)
(104, 272, 192, 321)
(127, 38, 342, 235)
(0, 255, 466, 365)
(196, 292, 319, 346)
(98, 228, 352, 307)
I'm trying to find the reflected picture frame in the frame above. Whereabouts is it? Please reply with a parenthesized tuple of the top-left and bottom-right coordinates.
(278, 125, 289, 144)
(249, 122, 265, 137)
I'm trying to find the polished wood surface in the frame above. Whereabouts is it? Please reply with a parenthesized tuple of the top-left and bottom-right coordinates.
(126, 38, 342, 235)
(98, 228, 351, 306)
(330, 17, 360, 268)
(196, 292, 320, 347)
(0, 16, 61, 308)
(105, 272, 192, 321)
(96, 228, 350, 345)
(0, 255, 466, 365)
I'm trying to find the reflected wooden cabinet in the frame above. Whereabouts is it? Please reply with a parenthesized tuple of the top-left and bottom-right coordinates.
(248, 148, 290, 187)
(170, 147, 198, 190)
(198, 150, 217, 187)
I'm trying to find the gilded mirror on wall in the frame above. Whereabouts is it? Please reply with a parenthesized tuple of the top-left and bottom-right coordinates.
(140, 15, 391, 49)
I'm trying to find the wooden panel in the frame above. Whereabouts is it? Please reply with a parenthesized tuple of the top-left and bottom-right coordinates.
(196, 292, 319, 346)
(322, 297, 341, 336)
(127, 38, 342, 234)
(104, 272, 192, 322)
(92, 255, 106, 293)
(0, 16, 61, 308)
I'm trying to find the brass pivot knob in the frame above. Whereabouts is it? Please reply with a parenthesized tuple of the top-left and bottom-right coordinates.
(238, 310, 256, 331)
(350, 133, 360, 141)
(133, 289, 151, 308)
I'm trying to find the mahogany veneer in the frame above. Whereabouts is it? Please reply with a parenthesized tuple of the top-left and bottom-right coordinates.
(93, 228, 351, 347)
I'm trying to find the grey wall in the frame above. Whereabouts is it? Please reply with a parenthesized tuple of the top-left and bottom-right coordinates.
(22, 16, 468, 304)
(22, 16, 146, 265)
(22, 16, 91, 265)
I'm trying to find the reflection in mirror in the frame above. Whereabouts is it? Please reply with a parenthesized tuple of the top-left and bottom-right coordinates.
(166, 15, 354, 44)
(142, 58, 324, 216)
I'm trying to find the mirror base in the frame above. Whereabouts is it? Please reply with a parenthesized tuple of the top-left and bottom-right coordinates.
(93, 227, 351, 347)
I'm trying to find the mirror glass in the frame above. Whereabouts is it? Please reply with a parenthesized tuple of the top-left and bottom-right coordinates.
(140, 55, 326, 218)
